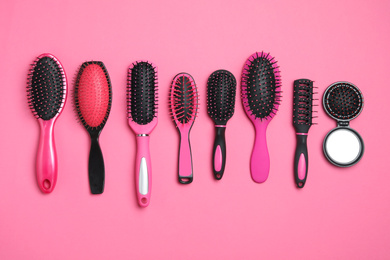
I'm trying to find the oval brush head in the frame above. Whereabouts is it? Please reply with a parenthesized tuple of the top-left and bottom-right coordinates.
(170, 73, 199, 126)
(27, 55, 66, 119)
(75, 61, 112, 130)
(127, 61, 158, 126)
(323, 82, 363, 121)
(207, 70, 236, 125)
(74, 61, 112, 195)
(241, 52, 281, 120)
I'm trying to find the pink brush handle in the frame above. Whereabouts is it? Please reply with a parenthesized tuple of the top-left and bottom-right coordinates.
(178, 129, 193, 183)
(37, 120, 57, 193)
(135, 135, 152, 207)
(250, 122, 270, 183)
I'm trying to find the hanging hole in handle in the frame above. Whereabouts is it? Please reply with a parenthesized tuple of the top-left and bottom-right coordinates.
(216, 173, 221, 179)
(179, 177, 193, 184)
(43, 179, 51, 190)
(141, 197, 148, 205)
(298, 182, 304, 188)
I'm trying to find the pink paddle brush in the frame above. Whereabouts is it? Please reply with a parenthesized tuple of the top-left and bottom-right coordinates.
(75, 61, 112, 194)
(241, 52, 281, 183)
(169, 73, 199, 184)
(27, 53, 67, 193)
(127, 61, 158, 207)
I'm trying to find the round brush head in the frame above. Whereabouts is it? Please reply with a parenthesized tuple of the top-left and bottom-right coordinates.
(127, 61, 158, 125)
(323, 82, 363, 121)
(207, 70, 236, 125)
(170, 73, 199, 125)
(241, 52, 281, 120)
(27, 54, 66, 120)
(75, 61, 112, 130)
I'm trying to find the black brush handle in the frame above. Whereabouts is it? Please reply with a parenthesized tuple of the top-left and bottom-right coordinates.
(212, 126, 226, 180)
(89, 132, 105, 194)
(294, 134, 308, 188)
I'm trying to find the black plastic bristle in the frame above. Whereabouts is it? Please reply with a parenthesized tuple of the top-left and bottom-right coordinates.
(293, 79, 314, 133)
(324, 82, 363, 121)
(27, 56, 65, 120)
(170, 73, 198, 125)
(207, 70, 236, 125)
(242, 52, 281, 120)
(127, 61, 158, 125)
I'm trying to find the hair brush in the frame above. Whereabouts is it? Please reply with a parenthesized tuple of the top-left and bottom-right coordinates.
(127, 61, 158, 207)
(207, 70, 236, 180)
(169, 73, 199, 184)
(241, 52, 281, 183)
(293, 79, 316, 188)
(27, 53, 67, 193)
(75, 61, 112, 194)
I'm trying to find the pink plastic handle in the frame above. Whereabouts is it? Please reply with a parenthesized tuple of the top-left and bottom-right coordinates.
(179, 129, 192, 178)
(135, 135, 152, 207)
(36, 119, 57, 193)
(250, 122, 270, 183)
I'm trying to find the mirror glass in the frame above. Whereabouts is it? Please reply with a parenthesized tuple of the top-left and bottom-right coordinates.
(324, 128, 362, 166)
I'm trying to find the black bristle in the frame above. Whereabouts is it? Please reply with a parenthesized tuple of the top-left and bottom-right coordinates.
(127, 61, 158, 125)
(324, 82, 363, 121)
(27, 56, 65, 120)
(293, 79, 314, 133)
(170, 73, 198, 125)
(207, 70, 236, 125)
(242, 52, 281, 120)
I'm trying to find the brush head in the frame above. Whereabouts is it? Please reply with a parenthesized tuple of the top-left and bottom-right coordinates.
(241, 52, 281, 121)
(207, 70, 236, 125)
(323, 82, 363, 121)
(170, 73, 198, 126)
(293, 79, 314, 133)
(27, 54, 66, 120)
(127, 61, 158, 125)
(75, 61, 112, 131)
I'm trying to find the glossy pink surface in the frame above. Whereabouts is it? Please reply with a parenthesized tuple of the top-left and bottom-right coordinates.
(214, 145, 222, 172)
(1, 0, 390, 259)
(297, 153, 306, 180)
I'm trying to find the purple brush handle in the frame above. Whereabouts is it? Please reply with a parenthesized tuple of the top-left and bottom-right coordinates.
(178, 129, 193, 183)
(135, 135, 152, 207)
(250, 122, 270, 183)
(37, 119, 57, 193)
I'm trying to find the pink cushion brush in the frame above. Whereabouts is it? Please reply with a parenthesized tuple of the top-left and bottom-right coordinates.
(169, 73, 199, 184)
(127, 61, 158, 207)
(241, 52, 282, 183)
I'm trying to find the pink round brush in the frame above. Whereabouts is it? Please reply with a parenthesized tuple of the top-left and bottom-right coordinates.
(241, 52, 281, 183)
(27, 53, 67, 193)
(127, 61, 158, 207)
(169, 73, 199, 184)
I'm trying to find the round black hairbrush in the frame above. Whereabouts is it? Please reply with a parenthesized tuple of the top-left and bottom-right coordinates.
(27, 53, 67, 193)
(323, 82, 364, 167)
(207, 69, 236, 180)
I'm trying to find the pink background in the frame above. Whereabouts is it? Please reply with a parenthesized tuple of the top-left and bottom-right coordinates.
(1, 0, 390, 259)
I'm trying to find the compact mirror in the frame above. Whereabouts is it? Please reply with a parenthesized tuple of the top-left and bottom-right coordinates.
(323, 127, 364, 167)
(322, 82, 364, 167)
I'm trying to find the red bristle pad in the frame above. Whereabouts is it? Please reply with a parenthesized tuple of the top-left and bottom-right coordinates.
(326, 83, 363, 120)
(242, 52, 281, 119)
(171, 74, 198, 124)
(27, 56, 65, 120)
(77, 64, 110, 127)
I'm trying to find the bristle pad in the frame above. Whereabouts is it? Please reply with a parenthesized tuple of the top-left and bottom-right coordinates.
(243, 53, 281, 119)
(28, 56, 65, 120)
(172, 74, 198, 124)
(326, 83, 362, 120)
(128, 61, 157, 125)
(76, 63, 110, 128)
(293, 79, 313, 126)
(207, 70, 236, 125)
